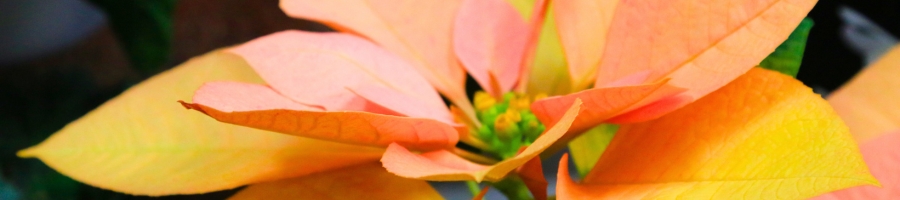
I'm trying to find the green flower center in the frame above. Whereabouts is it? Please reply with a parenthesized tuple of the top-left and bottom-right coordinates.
(472, 91, 546, 159)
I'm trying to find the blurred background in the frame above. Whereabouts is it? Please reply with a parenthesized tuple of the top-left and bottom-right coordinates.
(0, 0, 897, 199)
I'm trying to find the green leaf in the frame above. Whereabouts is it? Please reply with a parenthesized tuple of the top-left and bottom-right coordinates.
(759, 18, 814, 77)
(567, 124, 618, 177)
(89, 0, 176, 74)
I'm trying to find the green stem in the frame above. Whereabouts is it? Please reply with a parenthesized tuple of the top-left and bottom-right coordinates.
(491, 175, 534, 200)
(466, 181, 481, 196)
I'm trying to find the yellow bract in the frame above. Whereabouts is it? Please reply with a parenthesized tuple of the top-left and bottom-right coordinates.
(230, 163, 442, 200)
(17, 51, 384, 196)
(558, 68, 878, 199)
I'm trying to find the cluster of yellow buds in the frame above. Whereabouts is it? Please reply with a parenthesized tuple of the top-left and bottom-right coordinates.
(473, 91, 547, 159)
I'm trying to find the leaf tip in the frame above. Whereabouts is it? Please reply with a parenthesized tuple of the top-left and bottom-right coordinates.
(177, 100, 194, 109)
(178, 101, 209, 115)
(16, 146, 39, 158)
(556, 153, 571, 181)
(866, 175, 882, 188)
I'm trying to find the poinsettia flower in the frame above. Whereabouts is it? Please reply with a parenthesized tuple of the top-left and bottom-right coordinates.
(182, 1, 583, 198)
(813, 44, 900, 199)
(23, 0, 571, 198)
(17, 0, 879, 199)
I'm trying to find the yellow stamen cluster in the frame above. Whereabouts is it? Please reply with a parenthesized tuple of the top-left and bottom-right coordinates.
(473, 91, 548, 159)
(474, 92, 497, 111)
(494, 109, 521, 140)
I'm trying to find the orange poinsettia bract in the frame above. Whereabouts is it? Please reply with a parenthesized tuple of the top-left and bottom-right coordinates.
(17, 0, 879, 199)
(558, 68, 877, 199)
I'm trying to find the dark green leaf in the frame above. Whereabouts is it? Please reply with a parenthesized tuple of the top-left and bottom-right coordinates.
(490, 175, 533, 200)
(89, 0, 176, 74)
(759, 18, 814, 77)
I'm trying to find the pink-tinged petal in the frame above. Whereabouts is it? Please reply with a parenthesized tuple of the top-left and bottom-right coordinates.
(513, 0, 550, 94)
(531, 81, 684, 150)
(554, 0, 620, 90)
(602, 70, 651, 88)
(595, 0, 818, 106)
(454, 0, 529, 96)
(381, 99, 583, 182)
(229, 163, 442, 200)
(812, 131, 900, 199)
(228, 31, 452, 124)
(182, 82, 459, 150)
(509, 0, 573, 96)
(381, 145, 490, 181)
(194, 81, 402, 116)
(193, 81, 321, 112)
(349, 84, 446, 122)
(532, 81, 685, 156)
(605, 94, 693, 124)
(280, 0, 468, 106)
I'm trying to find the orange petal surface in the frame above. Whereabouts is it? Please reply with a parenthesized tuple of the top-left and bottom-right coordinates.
(556, 68, 876, 199)
(473, 186, 490, 200)
(595, 0, 817, 108)
(381, 99, 582, 182)
(280, 0, 468, 105)
(180, 101, 457, 152)
(229, 163, 442, 200)
(228, 31, 452, 123)
(16, 51, 384, 196)
(828, 44, 900, 142)
(517, 155, 548, 200)
(553, 0, 619, 90)
(454, 0, 529, 96)
(531, 80, 684, 148)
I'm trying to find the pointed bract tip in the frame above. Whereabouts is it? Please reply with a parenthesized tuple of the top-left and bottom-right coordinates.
(178, 101, 211, 116)
(17, 147, 38, 158)
(177, 100, 194, 110)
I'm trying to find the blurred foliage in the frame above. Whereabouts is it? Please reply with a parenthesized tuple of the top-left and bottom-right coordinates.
(0, 68, 124, 199)
(567, 124, 618, 178)
(760, 18, 814, 77)
(88, 0, 176, 75)
(1, 169, 22, 200)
